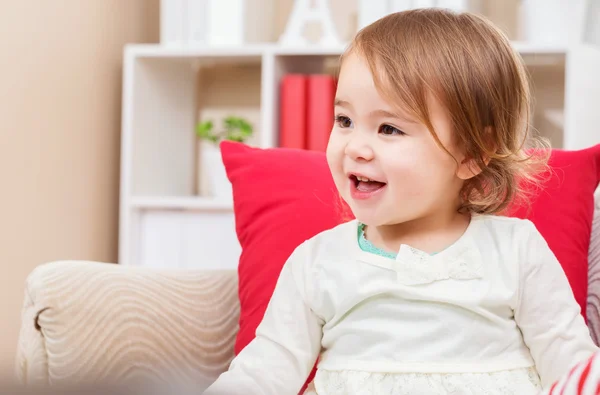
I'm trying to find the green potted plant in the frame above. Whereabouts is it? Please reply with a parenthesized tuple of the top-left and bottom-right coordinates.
(195, 115, 254, 199)
(196, 116, 253, 144)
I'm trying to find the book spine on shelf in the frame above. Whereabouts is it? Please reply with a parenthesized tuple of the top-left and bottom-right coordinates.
(160, 0, 187, 45)
(279, 74, 308, 149)
(307, 74, 336, 152)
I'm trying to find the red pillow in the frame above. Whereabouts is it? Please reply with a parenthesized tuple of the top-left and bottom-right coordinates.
(507, 145, 600, 320)
(221, 141, 350, 391)
(222, 141, 351, 348)
(221, 141, 600, 389)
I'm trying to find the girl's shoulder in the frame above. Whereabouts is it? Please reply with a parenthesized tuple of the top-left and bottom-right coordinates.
(301, 219, 360, 253)
(470, 215, 547, 266)
(471, 214, 538, 239)
(285, 219, 360, 277)
(472, 213, 532, 225)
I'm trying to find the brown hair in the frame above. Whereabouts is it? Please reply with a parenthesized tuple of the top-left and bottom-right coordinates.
(341, 8, 550, 215)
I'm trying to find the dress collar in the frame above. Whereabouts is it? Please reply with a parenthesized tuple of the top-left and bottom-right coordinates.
(352, 216, 485, 285)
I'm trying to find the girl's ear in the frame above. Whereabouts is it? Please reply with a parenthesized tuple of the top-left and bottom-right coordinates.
(456, 156, 489, 180)
(456, 127, 494, 180)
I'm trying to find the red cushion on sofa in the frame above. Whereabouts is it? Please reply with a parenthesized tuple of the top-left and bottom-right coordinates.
(220, 142, 350, 341)
(221, 141, 350, 392)
(221, 141, 600, 390)
(507, 144, 600, 320)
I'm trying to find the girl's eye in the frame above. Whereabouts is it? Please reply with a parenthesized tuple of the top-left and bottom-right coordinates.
(379, 124, 406, 136)
(335, 115, 353, 128)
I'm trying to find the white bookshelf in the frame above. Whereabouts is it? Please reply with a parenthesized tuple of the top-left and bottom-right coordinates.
(118, 40, 575, 269)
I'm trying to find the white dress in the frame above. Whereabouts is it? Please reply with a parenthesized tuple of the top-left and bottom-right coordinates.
(204, 215, 598, 395)
(306, 367, 542, 394)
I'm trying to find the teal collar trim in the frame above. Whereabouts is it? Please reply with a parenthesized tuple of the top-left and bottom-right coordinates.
(357, 223, 439, 259)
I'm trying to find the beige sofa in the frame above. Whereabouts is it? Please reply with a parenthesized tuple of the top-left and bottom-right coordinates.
(15, 200, 600, 391)
(15, 262, 240, 391)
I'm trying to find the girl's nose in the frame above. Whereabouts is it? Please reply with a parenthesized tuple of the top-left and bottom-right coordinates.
(344, 134, 374, 162)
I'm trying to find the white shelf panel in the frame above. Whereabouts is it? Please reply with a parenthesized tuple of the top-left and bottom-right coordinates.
(271, 44, 348, 56)
(126, 43, 268, 57)
(136, 209, 240, 270)
(511, 41, 568, 55)
(125, 41, 567, 60)
(125, 43, 347, 58)
(130, 196, 233, 211)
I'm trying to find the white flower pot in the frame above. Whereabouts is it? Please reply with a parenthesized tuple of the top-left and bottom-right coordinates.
(198, 142, 233, 201)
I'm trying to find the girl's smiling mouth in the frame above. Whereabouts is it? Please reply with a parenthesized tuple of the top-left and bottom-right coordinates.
(348, 173, 387, 200)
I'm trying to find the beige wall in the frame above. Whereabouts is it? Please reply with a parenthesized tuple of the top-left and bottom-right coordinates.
(0, 0, 159, 379)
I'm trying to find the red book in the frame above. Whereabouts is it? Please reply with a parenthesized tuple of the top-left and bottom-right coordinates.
(307, 74, 336, 152)
(279, 74, 307, 149)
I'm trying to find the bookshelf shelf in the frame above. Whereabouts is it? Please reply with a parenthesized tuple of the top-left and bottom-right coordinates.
(510, 41, 568, 55)
(125, 40, 568, 60)
(130, 196, 233, 211)
(125, 43, 266, 64)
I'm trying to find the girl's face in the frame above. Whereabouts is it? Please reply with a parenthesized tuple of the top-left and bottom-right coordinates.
(326, 52, 468, 227)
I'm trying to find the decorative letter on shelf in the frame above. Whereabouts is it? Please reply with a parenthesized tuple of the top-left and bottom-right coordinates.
(278, 0, 341, 47)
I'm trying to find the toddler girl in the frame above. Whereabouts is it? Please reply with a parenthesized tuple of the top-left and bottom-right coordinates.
(204, 8, 598, 395)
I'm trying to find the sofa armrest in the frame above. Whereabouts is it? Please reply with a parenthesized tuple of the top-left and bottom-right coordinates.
(15, 260, 239, 388)
(587, 190, 600, 345)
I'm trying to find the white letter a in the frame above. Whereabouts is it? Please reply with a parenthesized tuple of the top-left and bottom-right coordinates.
(279, 0, 341, 46)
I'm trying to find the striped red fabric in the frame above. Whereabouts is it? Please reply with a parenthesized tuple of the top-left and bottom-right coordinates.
(542, 352, 600, 395)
